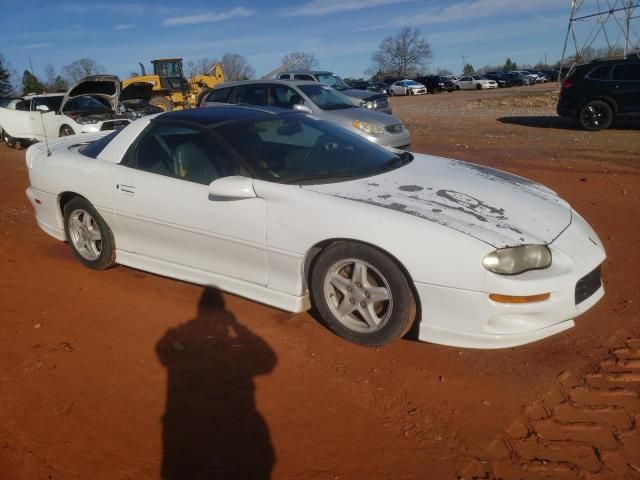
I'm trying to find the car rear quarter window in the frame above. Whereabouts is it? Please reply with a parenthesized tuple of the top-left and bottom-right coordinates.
(232, 85, 268, 106)
(612, 64, 640, 81)
(587, 65, 612, 80)
(207, 87, 233, 103)
(293, 74, 315, 81)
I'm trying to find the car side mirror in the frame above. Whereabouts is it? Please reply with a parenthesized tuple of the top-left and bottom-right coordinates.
(293, 104, 312, 114)
(36, 104, 50, 112)
(208, 176, 256, 200)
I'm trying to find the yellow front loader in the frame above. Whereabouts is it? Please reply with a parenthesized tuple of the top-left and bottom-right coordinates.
(122, 58, 224, 111)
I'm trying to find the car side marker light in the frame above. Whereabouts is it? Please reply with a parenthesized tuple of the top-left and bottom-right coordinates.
(489, 293, 550, 304)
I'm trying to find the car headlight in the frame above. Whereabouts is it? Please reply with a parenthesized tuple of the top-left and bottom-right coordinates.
(352, 120, 385, 136)
(482, 245, 552, 275)
(361, 100, 376, 109)
(74, 116, 99, 125)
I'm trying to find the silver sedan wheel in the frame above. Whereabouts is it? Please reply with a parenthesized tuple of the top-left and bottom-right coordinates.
(68, 209, 102, 261)
(323, 258, 393, 333)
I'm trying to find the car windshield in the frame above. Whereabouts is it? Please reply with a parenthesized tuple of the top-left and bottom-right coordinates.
(315, 73, 350, 90)
(297, 84, 357, 110)
(214, 114, 412, 184)
(63, 95, 111, 114)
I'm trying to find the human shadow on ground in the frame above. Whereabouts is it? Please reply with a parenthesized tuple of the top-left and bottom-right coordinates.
(498, 115, 640, 130)
(157, 289, 277, 480)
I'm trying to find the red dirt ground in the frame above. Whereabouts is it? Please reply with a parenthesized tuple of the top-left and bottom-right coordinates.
(0, 84, 638, 479)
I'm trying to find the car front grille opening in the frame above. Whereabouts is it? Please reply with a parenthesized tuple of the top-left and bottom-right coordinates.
(575, 265, 602, 305)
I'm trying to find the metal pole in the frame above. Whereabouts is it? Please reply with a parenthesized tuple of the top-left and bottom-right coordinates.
(624, 0, 632, 56)
(559, 1, 579, 85)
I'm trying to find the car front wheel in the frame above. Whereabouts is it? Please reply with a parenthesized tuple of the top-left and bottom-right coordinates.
(63, 197, 116, 270)
(579, 100, 613, 131)
(311, 242, 416, 346)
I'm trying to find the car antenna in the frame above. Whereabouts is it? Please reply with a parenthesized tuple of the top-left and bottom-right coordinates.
(37, 108, 51, 156)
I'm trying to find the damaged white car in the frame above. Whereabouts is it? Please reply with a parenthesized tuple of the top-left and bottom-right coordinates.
(25, 107, 606, 348)
(0, 75, 158, 147)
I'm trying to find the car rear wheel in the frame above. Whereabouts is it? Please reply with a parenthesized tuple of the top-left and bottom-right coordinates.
(63, 197, 116, 270)
(579, 100, 613, 131)
(310, 242, 416, 346)
(60, 125, 75, 136)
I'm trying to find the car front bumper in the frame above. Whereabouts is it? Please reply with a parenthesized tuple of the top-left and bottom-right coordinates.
(413, 211, 606, 348)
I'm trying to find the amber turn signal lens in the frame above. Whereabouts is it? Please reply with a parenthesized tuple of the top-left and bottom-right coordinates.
(489, 293, 550, 304)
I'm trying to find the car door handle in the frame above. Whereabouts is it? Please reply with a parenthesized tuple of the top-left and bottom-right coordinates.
(117, 184, 136, 195)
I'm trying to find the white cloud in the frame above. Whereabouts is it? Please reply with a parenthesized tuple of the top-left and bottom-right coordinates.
(281, 0, 419, 17)
(4, 43, 53, 51)
(114, 24, 134, 30)
(162, 7, 255, 26)
(388, 0, 564, 27)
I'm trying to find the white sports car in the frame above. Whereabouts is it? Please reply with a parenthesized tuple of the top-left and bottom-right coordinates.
(25, 106, 606, 348)
(0, 75, 158, 148)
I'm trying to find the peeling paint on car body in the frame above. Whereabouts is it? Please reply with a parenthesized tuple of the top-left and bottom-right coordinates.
(301, 153, 572, 248)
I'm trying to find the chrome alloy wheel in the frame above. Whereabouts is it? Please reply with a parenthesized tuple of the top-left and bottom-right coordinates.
(323, 258, 393, 333)
(68, 209, 102, 261)
(581, 104, 608, 129)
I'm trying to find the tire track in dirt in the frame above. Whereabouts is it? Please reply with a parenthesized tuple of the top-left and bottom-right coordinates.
(460, 334, 640, 479)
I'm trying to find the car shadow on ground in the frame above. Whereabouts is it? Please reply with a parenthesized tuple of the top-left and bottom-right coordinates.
(498, 115, 640, 130)
(156, 288, 277, 480)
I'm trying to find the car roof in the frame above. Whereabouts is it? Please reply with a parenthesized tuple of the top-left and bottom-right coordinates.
(157, 105, 298, 126)
(281, 70, 333, 75)
(213, 79, 319, 89)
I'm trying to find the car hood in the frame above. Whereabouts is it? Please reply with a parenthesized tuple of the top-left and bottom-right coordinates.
(61, 75, 121, 113)
(301, 154, 572, 248)
(320, 107, 403, 127)
(339, 88, 380, 101)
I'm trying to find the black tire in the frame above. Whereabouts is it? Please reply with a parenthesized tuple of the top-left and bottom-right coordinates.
(59, 125, 75, 136)
(388, 89, 394, 96)
(63, 197, 116, 270)
(149, 95, 173, 112)
(455, 85, 461, 91)
(476, 84, 482, 90)
(578, 100, 613, 131)
(310, 242, 416, 347)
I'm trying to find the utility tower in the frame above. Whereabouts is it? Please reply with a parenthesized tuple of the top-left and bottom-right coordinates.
(559, 0, 639, 72)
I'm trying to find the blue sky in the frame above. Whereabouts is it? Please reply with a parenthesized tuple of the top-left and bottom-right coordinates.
(0, 0, 586, 81)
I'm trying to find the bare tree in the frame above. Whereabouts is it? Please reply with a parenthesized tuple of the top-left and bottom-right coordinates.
(219, 53, 254, 81)
(185, 58, 218, 78)
(370, 27, 432, 78)
(281, 51, 319, 71)
(62, 58, 105, 83)
(436, 68, 453, 76)
(43, 64, 68, 92)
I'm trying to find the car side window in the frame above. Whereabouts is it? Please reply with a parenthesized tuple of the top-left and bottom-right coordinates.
(269, 85, 304, 109)
(231, 84, 268, 106)
(126, 123, 242, 185)
(588, 66, 612, 80)
(207, 87, 233, 103)
(612, 64, 640, 81)
(293, 74, 314, 81)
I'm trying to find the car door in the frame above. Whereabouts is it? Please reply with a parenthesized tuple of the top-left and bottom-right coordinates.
(611, 63, 640, 113)
(31, 96, 63, 138)
(268, 84, 306, 110)
(2, 98, 42, 139)
(458, 77, 471, 89)
(230, 84, 268, 106)
(112, 121, 269, 285)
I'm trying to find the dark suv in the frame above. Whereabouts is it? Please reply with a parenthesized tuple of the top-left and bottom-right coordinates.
(557, 57, 640, 130)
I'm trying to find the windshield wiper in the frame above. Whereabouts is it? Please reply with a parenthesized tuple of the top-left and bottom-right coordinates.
(378, 151, 414, 173)
(280, 172, 356, 184)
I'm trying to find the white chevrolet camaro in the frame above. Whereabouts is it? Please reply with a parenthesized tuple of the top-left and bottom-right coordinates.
(25, 107, 606, 348)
